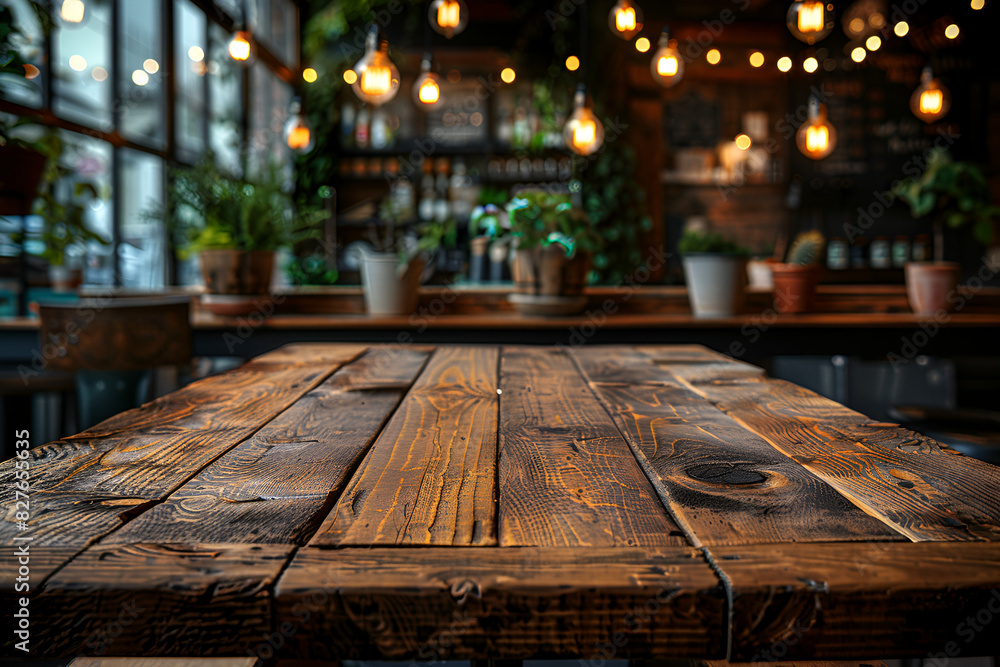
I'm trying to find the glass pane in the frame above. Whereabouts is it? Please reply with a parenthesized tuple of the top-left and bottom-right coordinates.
(118, 0, 166, 148)
(52, 0, 112, 130)
(208, 23, 242, 174)
(118, 149, 165, 288)
(0, 0, 45, 107)
(251, 0, 297, 67)
(175, 0, 207, 160)
(249, 60, 292, 175)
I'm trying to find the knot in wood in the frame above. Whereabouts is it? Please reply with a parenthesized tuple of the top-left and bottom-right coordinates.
(686, 462, 767, 485)
(449, 579, 482, 605)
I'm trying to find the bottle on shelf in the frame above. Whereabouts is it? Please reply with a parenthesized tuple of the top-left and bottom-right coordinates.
(826, 237, 848, 270)
(870, 236, 891, 269)
(340, 102, 356, 147)
(892, 236, 910, 268)
(354, 105, 371, 149)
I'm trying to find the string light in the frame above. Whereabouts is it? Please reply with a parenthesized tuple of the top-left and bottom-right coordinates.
(429, 0, 468, 38)
(343, 69, 357, 85)
(302, 67, 318, 83)
(60, 0, 85, 23)
(972, 0, 985, 9)
(284, 98, 314, 152)
(188, 46, 205, 62)
(796, 96, 837, 159)
(706, 49, 721, 65)
(735, 134, 752, 150)
(851, 46, 866, 62)
(68, 54, 87, 71)
(635, 37, 650, 52)
(413, 55, 442, 108)
(749, 51, 765, 67)
(866, 35, 881, 50)
(894, 21, 909, 37)
(351, 26, 400, 105)
(228, 31, 252, 62)
(566, 55, 580, 71)
(501, 67, 516, 83)
(910, 67, 951, 123)
(777, 56, 793, 72)
(803, 56, 818, 72)
(651, 28, 684, 88)
(608, 0, 643, 40)
(132, 69, 149, 86)
(564, 85, 604, 155)
(787, 1, 834, 44)
(944, 23, 960, 39)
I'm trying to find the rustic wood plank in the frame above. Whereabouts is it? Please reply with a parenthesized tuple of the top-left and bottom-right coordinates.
(684, 377, 1000, 542)
(103, 348, 431, 545)
(572, 348, 904, 546)
(497, 346, 684, 547)
(311, 346, 499, 546)
(19, 543, 289, 658)
(715, 542, 1000, 660)
(275, 546, 724, 660)
(637, 345, 766, 385)
(0, 345, 365, 550)
(70, 659, 258, 667)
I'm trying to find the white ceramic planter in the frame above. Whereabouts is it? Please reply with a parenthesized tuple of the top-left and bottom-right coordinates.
(682, 254, 747, 317)
(360, 251, 423, 316)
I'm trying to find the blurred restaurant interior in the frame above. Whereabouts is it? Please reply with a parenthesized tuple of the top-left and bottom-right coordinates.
(1, 0, 999, 461)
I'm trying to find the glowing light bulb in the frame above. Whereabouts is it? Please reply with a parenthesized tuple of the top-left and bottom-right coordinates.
(749, 51, 765, 67)
(303, 68, 318, 83)
(851, 46, 866, 62)
(229, 31, 252, 62)
(735, 134, 752, 150)
(566, 55, 580, 71)
(650, 30, 684, 88)
(866, 35, 881, 51)
(796, 96, 837, 159)
(429, 0, 468, 38)
(706, 49, 721, 65)
(635, 37, 651, 52)
(501, 67, 516, 83)
(564, 86, 605, 156)
(910, 67, 951, 123)
(972, 0, 985, 9)
(609, 0, 643, 40)
(777, 56, 793, 72)
(413, 56, 442, 107)
(787, 1, 833, 44)
(284, 99, 314, 153)
(60, 0, 85, 23)
(944, 24, 960, 39)
(343, 69, 357, 85)
(351, 27, 400, 105)
(895, 21, 909, 37)
(803, 56, 818, 72)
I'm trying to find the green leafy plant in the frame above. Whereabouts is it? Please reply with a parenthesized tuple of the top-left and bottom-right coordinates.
(154, 156, 328, 259)
(0, 2, 51, 141)
(785, 230, 825, 266)
(507, 189, 601, 257)
(678, 229, 751, 256)
(896, 150, 998, 261)
(285, 253, 339, 285)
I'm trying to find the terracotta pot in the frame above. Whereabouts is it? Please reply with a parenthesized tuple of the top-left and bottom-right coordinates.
(199, 250, 274, 295)
(0, 144, 47, 216)
(771, 263, 822, 313)
(512, 246, 589, 296)
(905, 261, 960, 316)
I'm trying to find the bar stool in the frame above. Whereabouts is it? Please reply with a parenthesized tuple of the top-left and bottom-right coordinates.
(37, 295, 192, 430)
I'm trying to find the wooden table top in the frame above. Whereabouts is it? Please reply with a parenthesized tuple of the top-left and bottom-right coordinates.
(2, 343, 999, 661)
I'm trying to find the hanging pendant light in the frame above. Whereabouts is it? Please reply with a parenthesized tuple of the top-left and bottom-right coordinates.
(787, 1, 834, 44)
(351, 26, 400, 105)
(429, 0, 468, 38)
(910, 67, 951, 123)
(796, 95, 837, 159)
(284, 98, 314, 153)
(228, 30, 252, 62)
(413, 54, 442, 108)
(564, 84, 605, 156)
(650, 28, 684, 88)
(608, 0, 643, 40)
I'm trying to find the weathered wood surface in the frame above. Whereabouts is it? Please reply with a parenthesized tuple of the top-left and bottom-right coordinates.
(276, 546, 725, 660)
(311, 346, 499, 546)
(105, 348, 431, 545)
(497, 346, 685, 547)
(684, 376, 1000, 542)
(69, 659, 258, 667)
(714, 542, 1000, 660)
(31, 543, 290, 658)
(572, 347, 904, 546)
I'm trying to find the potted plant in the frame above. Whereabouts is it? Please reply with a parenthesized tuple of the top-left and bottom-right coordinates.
(771, 231, 825, 314)
(506, 189, 601, 315)
(896, 150, 998, 315)
(157, 157, 326, 314)
(679, 229, 750, 317)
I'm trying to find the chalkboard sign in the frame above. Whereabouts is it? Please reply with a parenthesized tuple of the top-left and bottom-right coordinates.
(663, 91, 720, 148)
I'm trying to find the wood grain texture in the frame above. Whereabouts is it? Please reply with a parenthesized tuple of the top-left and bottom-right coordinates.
(0, 345, 364, 550)
(311, 346, 499, 546)
(715, 542, 1000, 660)
(13, 543, 289, 658)
(573, 348, 904, 546)
(275, 546, 724, 660)
(637, 345, 766, 385)
(103, 348, 431, 545)
(70, 659, 258, 667)
(497, 347, 684, 547)
(686, 377, 1000, 542)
